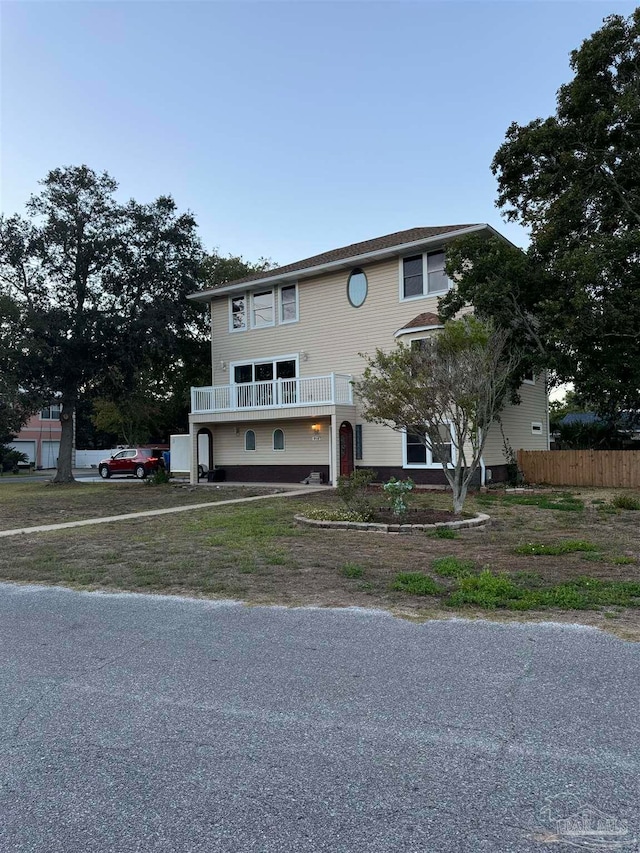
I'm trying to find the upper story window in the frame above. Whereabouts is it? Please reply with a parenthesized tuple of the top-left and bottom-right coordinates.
(40, 404, 61, 420)
(347, 269, 368, 307)
(230, 296, 247, 332)
(401, 250, 450, 301)
(229, 284, 298, 332)
(279, 285, 298, 323)
(251, 290, 275, 328)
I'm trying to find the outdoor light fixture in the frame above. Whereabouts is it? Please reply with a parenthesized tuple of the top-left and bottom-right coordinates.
(311, 423, 320, 433)
(220, 360, 227, 371)
(300, 351, 309, 362)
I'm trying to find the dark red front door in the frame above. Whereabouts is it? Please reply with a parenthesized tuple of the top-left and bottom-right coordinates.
(339, 421, 354, 477)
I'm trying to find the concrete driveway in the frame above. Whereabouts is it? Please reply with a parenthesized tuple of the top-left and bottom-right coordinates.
(0, 584, 638, 852)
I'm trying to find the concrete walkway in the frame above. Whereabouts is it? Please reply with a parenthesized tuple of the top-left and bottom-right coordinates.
(0, 487, 326, 539)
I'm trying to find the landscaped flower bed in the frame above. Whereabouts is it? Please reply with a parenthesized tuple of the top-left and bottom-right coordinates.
(294, 509, 490, 534)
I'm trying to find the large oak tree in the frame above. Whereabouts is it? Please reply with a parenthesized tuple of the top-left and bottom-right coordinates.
(0, 166, 204, 482)
(440, 9, 640, 422)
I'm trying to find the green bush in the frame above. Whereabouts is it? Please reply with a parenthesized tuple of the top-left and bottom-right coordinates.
(432, 556, 474, 578)
(341, 563, 364, 578)
(336, 469, 376, 520)
(391, 572, 443, 596)
(382, 477, 414, 517)
(144, 467, 171, 486)
(611, 493, 640, 511)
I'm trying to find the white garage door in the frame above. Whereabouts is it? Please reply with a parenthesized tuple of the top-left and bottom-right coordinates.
(41, 441, 60, 468)
(9, 441, 36, 464)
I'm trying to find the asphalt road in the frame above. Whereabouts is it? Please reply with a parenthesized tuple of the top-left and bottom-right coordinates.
(0, 584, 638, 852)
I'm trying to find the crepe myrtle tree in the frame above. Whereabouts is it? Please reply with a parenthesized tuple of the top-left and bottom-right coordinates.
(353, 317, 517, 514)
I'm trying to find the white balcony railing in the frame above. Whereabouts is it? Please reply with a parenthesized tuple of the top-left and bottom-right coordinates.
(191, 373, 353, 414)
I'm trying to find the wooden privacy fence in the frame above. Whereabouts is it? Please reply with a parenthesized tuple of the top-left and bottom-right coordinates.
(517, 450, 640, 488)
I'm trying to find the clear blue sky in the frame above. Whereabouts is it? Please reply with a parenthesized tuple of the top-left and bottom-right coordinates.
(1, 1, 636, 265)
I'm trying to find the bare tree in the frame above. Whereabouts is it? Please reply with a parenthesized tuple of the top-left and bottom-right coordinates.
(354, 317, 517, 514)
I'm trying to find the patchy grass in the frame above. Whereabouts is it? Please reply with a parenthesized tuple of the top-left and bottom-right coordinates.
(0, 484, 639, 637)
(477, 491, 585, 512)
(341, 563, 364, 579)
(514, 540, 599, 556)
(445, 571, 640, 611)
(427, 528, 458, 540)
(0, 481, 282, 530)
(611, 494, 640, 511)
(432, 556, 474, 578)
(391, 573, 443, 596)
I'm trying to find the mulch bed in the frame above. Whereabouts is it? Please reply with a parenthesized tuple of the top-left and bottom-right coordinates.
(372, 508, 461, 524)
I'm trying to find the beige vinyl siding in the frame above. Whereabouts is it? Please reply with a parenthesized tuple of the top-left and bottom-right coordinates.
(210, 256, 442, 387)
(212, 419, 330, 466)
(482, 377, 549, 466)
(205, 254, 548, 471)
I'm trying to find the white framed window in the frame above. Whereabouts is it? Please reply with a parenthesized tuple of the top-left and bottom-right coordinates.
(251, 290, 275, 328)
(523, 371, 535, 385)
(400, 250, 450, 301)
(229, 295, 247, 332)
(402, 423, 454, 468)
(279, 284, 298, 324)
(273, 428, 285, 451)
(231, 354, 299, 408)
(531, 421, 543, 434)
(40, 404, 61, 420)
(244, 429, 256, 451)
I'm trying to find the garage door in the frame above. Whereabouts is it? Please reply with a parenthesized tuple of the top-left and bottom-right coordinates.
(41, 441, 60, 468)
(9, 441, 36, 464)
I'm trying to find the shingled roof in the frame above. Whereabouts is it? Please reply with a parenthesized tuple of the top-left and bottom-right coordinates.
(399, 312, 442, 331)
(195, 225, 481, 295)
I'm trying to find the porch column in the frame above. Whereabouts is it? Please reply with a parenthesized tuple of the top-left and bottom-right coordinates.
(330, 414, 339, 486)
(189, 419, 198, 485)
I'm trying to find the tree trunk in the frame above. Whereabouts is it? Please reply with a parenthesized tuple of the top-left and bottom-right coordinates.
(53, 403, 75, 483)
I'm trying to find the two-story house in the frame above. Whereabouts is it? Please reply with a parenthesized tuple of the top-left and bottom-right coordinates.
(187, 225, 549, 485)
(10, 403, 64, 469)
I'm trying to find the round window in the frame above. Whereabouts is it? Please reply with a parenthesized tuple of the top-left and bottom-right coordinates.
(347, 269, 368, 307)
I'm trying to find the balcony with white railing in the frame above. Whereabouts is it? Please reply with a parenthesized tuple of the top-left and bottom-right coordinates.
(191, 373, 353, 415)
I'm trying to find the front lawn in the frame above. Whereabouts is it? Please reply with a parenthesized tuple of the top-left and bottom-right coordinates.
(0, 481, 284, 530)
(0, 484, 639, 638)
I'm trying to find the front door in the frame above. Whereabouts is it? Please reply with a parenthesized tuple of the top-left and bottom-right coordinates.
(339, 421, 354, 477)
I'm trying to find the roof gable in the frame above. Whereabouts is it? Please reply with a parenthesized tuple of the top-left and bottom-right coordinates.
(190, 224, 487, 300)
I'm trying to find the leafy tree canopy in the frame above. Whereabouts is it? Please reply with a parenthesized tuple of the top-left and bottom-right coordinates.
(440, 9, 640, 422)
(354, 317, 516, 514)
(0, 165, 204, 481)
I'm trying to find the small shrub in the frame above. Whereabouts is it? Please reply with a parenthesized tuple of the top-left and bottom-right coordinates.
(611, 494, 640, 511)
(341, 563, 364, 578)
(391, 572, 443, 596)
(514, 540, 598, 556)
(382, 477, 414, 517)
(144, 467, 171, 486)
(428, 527, 458, 539)
(336, 469, 376, 520)
(432, 556, 474, 578)
(611, 555, 636, 565)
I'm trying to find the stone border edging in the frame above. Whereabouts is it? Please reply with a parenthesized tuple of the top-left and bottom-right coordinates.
(294, 512, 490, 534)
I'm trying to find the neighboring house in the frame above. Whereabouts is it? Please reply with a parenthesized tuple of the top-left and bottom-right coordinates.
(187, 225, 549, 485)
(10, 404, 69, 469)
